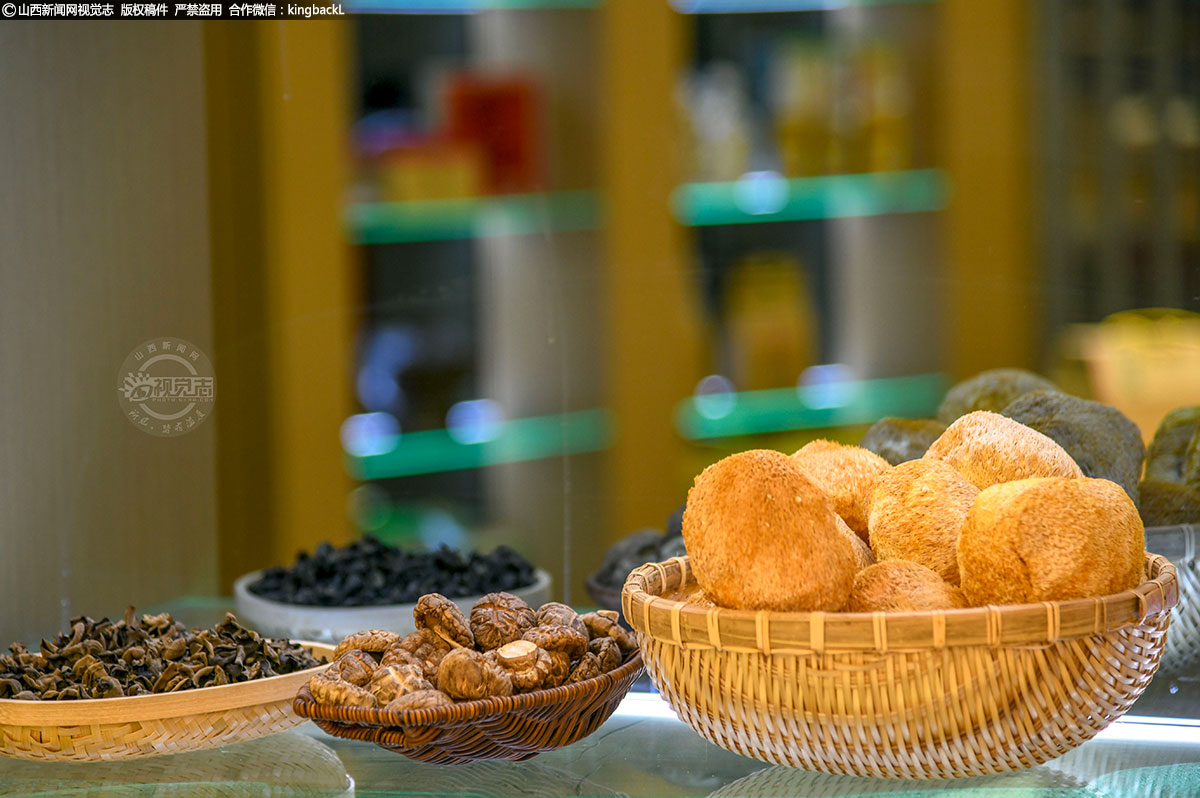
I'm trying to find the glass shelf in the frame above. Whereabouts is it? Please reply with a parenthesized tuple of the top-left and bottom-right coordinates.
(674, 373, 947, 440)
(672, 0, 934, 12)
(672, 169, 949, 227)
(346, 191, 602, 244)
(347, 408, 611, 480)
(347, 0, 596, 11)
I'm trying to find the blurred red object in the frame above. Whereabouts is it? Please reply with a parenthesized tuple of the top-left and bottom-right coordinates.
(445, 74, 543, 194)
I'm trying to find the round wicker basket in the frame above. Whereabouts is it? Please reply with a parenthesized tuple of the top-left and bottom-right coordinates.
(293, 651, 644, 765)
(623, 555, 1177, 779)
(0, 643, 334, 762)
(1145, 524, 1199, 674)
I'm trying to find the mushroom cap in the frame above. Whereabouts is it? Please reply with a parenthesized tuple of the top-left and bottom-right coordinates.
(683, 449, 857, 611)
(522, 624, 588, 660)
(414, 594, 474, 648)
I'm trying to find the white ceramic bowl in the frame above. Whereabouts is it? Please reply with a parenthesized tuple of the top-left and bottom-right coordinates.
(233, 569, 552, 643)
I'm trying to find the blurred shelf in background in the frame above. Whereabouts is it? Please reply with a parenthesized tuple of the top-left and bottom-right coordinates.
(674, 372, 946, 440)
(672, 0, 933, 13)
(347, 191, 602, 244)
(346, 0, 596, 12)
(672, 169, 948, 227)
(347, 408, 612, 480)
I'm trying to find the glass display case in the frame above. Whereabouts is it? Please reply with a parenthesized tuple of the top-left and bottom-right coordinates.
(1, 0, 1198, 795)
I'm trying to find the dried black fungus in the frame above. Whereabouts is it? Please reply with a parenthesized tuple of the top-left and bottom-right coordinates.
(595, 510, 687, 590)
(0, 609, 320, 701)
(248, 537, 537, 607)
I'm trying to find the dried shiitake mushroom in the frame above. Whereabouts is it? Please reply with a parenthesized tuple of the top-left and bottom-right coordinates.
(492, 640, 554, 692)
(435, 648, 513, 700)
(309, 671, 379, 708)
(327, 649, 376, 687)
(581, 611, 637, 653)
(415, 594, 474, 648)
(379, 645, 423, 670)
(566, 652, 602, 684)
(470, 593, 537, 651)
(522, 624, 588, 661)
(368, 663, 432, 704)
(544, 651, 571, 687)
(385, 689, 454, 712)
(394, 629, 452, 681)
(535, 602, 587, 639)
(588, 637, 621, 673)
(334, 629, 400, 660)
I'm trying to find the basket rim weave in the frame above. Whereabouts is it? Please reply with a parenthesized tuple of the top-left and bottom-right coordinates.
(0, 642, 334, 725)
(622, 554, 1177, 654)
(293, 649, 644, 728)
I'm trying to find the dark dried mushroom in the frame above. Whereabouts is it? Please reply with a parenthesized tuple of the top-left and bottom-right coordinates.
(588, 637, 621, 673)
(581, 611, 637, 653)
(0, 610, 321, 702)
(492, 640, 553, 692)
(368, 663, 433, 704)
(334, 630, 401, 660)
(379, 646, 423, 670)
(393, 629, 452, 682)
(535, 602, 587, 639)
(544, 651, 571, 688)
(470, 593, 537, 651)
(522, 624, 588, 661)
(435, 648, 512, 700)
(309, 672, 379, 708)
(415, 594, 474, 649)
(385, 688, 454, 712)
(328, 649, 376, 687)
(566, 652, 603, 684)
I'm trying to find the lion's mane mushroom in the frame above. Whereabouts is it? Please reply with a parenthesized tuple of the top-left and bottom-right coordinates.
(469, 593, 537, 651)
(581, 611, 637, 653)
(492, 640, 554, 692)
(414, 594, 475, 648)
(368, 663, 433, 704)
(436, 648, 513, 700)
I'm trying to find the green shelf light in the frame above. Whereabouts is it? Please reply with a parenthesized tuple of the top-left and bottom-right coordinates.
(346, 191, 601, 244)
(348, 408, 612, 480)
(347, 0, 596, 11)
(672, 169, 949, 227)
(675, 373, 948, 440)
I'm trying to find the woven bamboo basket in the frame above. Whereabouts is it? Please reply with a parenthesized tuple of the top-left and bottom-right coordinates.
(623, 555, 1177, 779)
(0, 642, 334, 762)
(1146, 524, 1200, 674)
(294, 650, 644, 765)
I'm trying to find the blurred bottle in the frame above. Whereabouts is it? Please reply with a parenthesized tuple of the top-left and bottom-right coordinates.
(722, 252, 818, 391)
(682, 62, 753, 182)
(770, 38, 832, 177)
(862, 39, 914, 173)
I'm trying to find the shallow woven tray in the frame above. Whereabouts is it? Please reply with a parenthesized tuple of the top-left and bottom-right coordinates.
(623, 554, 1177, 779)
(294, 650, 644, 765)
(0, 642, 334, 762)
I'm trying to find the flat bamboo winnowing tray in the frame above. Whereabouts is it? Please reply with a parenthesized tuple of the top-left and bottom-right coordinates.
(0, 642, 334, 762)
